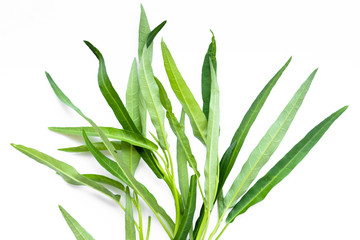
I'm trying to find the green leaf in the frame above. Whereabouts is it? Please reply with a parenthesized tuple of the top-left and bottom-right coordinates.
(147, 20, 167, 47)
(154, 76, 172, 111)
(45, 73, 174, 235)
(227, 106, 348, 223)
(125, 59, 142, 174)
(138, 4, 151, 60)
(201, 31, 217, 119)
(224, 69, 317, 209)
(204, 61, 220, 211)
(49, 126, 157, 151)
(161, 40, 208, 144)
(176, 109, 190, 203)
(125, 187, 136, 240)
(58, 141, 122, 153)
(82, 131, 129, 185)
(11, 144, 118, 202)
(59, 205, 95, 240)
(82, 174, 125, 192)
(139, 45, 168, 150)
(173, 175, 197, 240)
(218, 57, 291, 193)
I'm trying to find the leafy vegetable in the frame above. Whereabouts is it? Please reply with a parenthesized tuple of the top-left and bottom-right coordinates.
(13, 6, 347, 240)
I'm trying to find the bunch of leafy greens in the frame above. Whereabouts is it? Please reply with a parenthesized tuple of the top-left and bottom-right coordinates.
(12, 5, 347, 240)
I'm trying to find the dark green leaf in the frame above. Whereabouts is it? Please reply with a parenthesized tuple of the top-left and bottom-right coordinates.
(147, 21, 167, 47)
(201, 31, 217, 119)
(227, 106, 348, 223)
(174, 175, 197, 240)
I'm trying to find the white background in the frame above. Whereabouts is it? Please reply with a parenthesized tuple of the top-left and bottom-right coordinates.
(1, 0, 359, 239)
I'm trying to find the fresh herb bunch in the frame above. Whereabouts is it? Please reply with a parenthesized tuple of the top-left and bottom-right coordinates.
(12, 5, 347, 240)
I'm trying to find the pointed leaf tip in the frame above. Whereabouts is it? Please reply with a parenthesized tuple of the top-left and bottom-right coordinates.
(84, 40, 102, 60)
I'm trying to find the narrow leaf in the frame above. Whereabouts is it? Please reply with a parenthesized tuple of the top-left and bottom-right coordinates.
(201, 31, 217, 119)
(224, 69, 317, 209)
(125, 59, 142, 174)
(126, 187, 136, 240)
(59, 205, 95, 240)
(173, 175, 197, 240)
(11, 144, 118, 202)
(204, 61, 220, 210)
(49, 126, 157, 151)
(139, 45, 168, 149)
(161, 40, 208, 144)
(227, 106, 348, 223)
(58, 141, 122, 153)
(177, 109, 190, 203)
(218, 57, 292, 193)
(147, 20, 167, 47)
(138, 4, 151, 60)
(154, 76, 172, 111)
(45, 73, 174, 234)
(83, 41, 163, 178)
(82, 174, 125, 192)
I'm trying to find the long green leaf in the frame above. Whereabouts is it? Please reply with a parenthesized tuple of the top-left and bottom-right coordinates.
(58, 141, 122, 153)
(176, 109, 190, 203)
(45, 73, 174, 235)
(83, 41, 163, 179)
(11, 144, 119, 202)
(125, 187, 136, 240)
(227, 106, 348, 223)
(161, 40, 208, 144)
(124, 59, 142, 174)
(138, 4, 151, 60)
(139, 45, 168, 149)
(224, 69, 317, 209)
(204, 61, 220, 211)
(218, 57, 292, 192)
(59, 205, 95, 240)
(82, 174, 125, 192)
(193, 57, 292, 238)
(201, 31, 217, 119)
(49, 126, 157, 151)
(174, 175, 197, 240)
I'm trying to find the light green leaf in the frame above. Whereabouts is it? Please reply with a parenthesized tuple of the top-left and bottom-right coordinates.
(125, 187, 136, 240)
(173, 175, 197, 240)
(45, 73, 174, 235)
(59, 205, 95, 240)
(161, 40, 208, 144)
(224, 69, 317, 209)
(218, 57, 291, 193)
(125, 59, 142, 174)
(154, 76, 172, 111)
(49, 126, 157, 151)
(139, 45, 168, 150)
(11, 144, 118, 202)
(58, 141, 122, 153)
(82, 174, 125, 192)
(227, 106, 348, 223)
(138, 4, 151, 61)
(176, 109, 189, 203)
(83, 41, 163, 179)
(201, 31, 217, 119)
(204, 61, 220, 210)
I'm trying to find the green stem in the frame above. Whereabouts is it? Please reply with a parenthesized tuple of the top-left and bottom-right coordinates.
(215, 223, 229, 240)
(195, 211, 209, 240)
(134, 193, 144, 240)
(146, 216, 151, 240)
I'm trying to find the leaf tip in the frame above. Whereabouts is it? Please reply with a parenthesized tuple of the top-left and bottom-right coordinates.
(84, 40, 102, 60)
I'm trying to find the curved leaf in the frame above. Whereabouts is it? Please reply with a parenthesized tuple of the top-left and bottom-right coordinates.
(59, 205, 95, 240)
(11, 144, 118, 202)
(224, 69, 317, 209)
(227, 106, 348, 223)
(147, 20, 167, 48)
